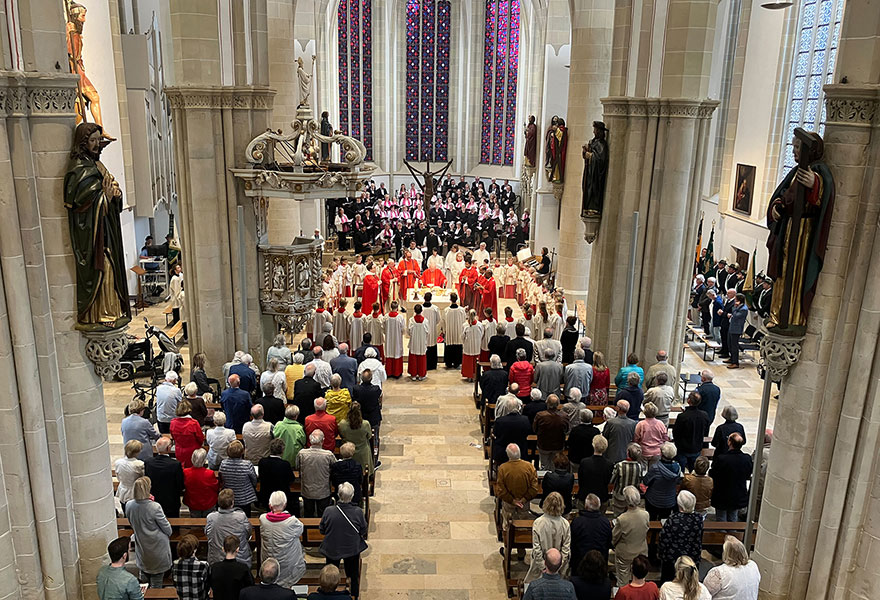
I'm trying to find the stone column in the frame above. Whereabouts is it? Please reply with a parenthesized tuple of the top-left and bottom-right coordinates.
(554, 0, 614, 301)
(585, 0, 717, 369)
(751, 2, 880, 593)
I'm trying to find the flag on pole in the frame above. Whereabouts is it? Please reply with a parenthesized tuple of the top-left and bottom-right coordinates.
(703, 224, 715, 275)
(694, 216, 703, 276)
(743, 245, 757, 306)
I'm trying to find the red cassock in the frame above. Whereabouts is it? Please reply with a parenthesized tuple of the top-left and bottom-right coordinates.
(474, 275, 487, 316)
(362, 274, 380, 313)
(460, 267, 478, 308)
(480, 277, 498, 320)
(397, 258, 421, 299)
(422, 268, 446, 288)
(380, 266, 397, 310)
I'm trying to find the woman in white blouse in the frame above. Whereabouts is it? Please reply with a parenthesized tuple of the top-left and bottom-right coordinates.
(659, 556, 711, 600)
(703, 536, 761, 600)
(115, 440, 145, 509)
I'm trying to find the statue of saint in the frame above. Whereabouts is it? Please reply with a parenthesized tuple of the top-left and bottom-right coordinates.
(581, 121, 609, 217)
(319, 111, 341, 162)
(297, 55, 316, 107)
(765, 127, 835, 334)
(64, 123, 131, 331)
(66, 2, 113, 139)
(544, 116, 568, 184)
(523, 115, 538, 168)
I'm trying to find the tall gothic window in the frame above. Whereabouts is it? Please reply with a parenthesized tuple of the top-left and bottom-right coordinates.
(779, 0, 844, 177)
(405, 0, 451, 161)
(338, 0, 373, 161)
(480, 0, 520, 166)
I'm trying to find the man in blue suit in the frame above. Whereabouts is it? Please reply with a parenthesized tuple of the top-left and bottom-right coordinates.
(726, 293, 750, 369)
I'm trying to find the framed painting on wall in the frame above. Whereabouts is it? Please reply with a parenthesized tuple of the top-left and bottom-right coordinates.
(733, 164, 756, 216)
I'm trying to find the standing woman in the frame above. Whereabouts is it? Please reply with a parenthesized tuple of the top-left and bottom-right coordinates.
(703, 536, 761, 600)
(169, 400, 205, 468)
(319, 482, 368, 599)
(266, 334, 293, 370)
(590, 351, 611, 405)
(183, 382, 208, 427)
(338, 402, 373, 475)
(190, 352, 213, 396)
(523, 491, 571, 584)
(115, 440, 145, 511)
(658, 491, 704, 583)
(658, 556, 711, 600)
(125, 477, 173, 588)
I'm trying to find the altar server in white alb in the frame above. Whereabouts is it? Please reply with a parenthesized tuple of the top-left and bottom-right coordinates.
(479, 307, 496, 363)
(311, 299, 332, 342)
(442, 292, 466, 369)
(421, 292, 441, 371)
(384, 301, 406, 378)
(364, 302, 386, 361)
(408, 304, 430, 381)
(461, 309, 483, 382)
(349, 301, 366, 350)
(332, 298, 351, 347)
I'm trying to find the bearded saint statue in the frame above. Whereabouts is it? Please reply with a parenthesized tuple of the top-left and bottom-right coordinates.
(64, 122, 131, 331)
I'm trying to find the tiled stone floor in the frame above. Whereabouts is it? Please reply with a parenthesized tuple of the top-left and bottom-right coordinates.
(103, 299, 775, 599)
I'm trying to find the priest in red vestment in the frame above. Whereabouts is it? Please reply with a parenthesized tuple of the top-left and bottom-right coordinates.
(422, 266, 446, 288)
(362, 263, 381, 314)
(459, 260, 478, 309)
(480, 269, 498, 322)
(380, 259, 398, 312)
(397, 250, 421, 301)
(473, 268, 488, 316)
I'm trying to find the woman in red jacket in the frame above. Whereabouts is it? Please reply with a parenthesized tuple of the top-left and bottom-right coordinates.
(508, 347, 535, 400)
(170, 399, 205, 468)
(183, 448, 219, 517)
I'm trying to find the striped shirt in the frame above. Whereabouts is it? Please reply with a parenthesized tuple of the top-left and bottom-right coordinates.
(610, 459, 647, 499)
(218, 458, 258, 505)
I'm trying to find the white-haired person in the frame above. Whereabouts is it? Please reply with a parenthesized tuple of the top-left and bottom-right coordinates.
(325, 373, 353, 423)
(155, 370, 182, 434)
(560, 387, 587, 431)
(114, 440, 145, 512)
(182, 381, 208, 426)
(611, 485, 650, 587)
(297, 429, 337, 517)
(643, 442, 683, 520)
(319, 481, 368, 598)
(658, 556, 711, 600)
(183, 448, 219, 518)
(259, 491, 306, 589)
(703, 535, 760, 600)
(658, 491, 704, 583)
(240, 558, 296, 599)
(267, 333, 293, 370)
(125, 476, 172, 588)
(206, 411, 236, 469)
(260, 357, 287, 401)
(357, 347, 387, 389)
(524, 491, 572, 584)
(121, 398, 161, 461)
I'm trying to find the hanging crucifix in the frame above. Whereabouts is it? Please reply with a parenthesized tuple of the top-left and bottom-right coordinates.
(403, 158, 454, 214)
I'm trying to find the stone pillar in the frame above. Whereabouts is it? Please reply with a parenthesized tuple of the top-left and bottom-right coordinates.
(751, 2, 880, 594)
(585, 0, 717, 369)
(554, 0, 614, 300)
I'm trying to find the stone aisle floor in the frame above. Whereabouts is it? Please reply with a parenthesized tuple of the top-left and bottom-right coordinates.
(362, 368, 508, 600)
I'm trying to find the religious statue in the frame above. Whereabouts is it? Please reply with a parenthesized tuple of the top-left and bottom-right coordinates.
(403, 158, 454, 213)
(297, 55, 316, 107)
(581, 121, 609, 217)
(66, 2, 113, 139)
(64, 123, 131, 331)
(544, 116, 568, 184)
(319, 111, 340, 162)
(524, 115, 538, 168)
(765, 127, 834, 335)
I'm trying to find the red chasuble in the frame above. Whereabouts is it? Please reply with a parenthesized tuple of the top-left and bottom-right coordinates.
(397, 258, 421, 299)
(422, 267, 446, 288)
(362, 274, 380, 313)
(481, 276, 498, 320)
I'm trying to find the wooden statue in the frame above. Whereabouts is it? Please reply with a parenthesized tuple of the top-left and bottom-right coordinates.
(581, 121, 609, 217)
(403, 159, 454, 214)
(544, 116, 568, 184)
(765, 127, 834, 335)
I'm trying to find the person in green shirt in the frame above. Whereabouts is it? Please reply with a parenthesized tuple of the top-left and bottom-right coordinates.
(273, 405, 307, 467)
(97, 537, 144, 600)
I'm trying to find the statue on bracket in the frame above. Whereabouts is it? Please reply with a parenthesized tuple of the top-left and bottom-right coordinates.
(544, 116, 568, 184)
(765, 127, 834, 336)
(524, 115, 538, 168)
(64, 122, 131, 332)
(581, 121, 609, 218)
(297, 55, 316, 107)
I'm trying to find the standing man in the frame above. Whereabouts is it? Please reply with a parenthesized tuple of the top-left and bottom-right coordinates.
(644, 350, 676, 390)
(384, 301, 406, 378)
(397, 250, 421, 301)
(97, 537, 144, 600)
(407, 304, 430, 381)
(726, 293, 749, 369)
(380, 258, 399, 313)
(494, 444, 539, 561)
(421, 292, 441, 371)
(716, 289, 736, 359)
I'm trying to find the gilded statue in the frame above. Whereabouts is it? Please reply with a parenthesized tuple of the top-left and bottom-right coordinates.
(64, 123, 131, 331)
(66, 2, 113, 139)
(581, 121, 609, 217)
(765, 128, 834, 335)
(544, 116, 568, 184)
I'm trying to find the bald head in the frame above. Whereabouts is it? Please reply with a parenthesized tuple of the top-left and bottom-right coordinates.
(616, 399, 630, 415)
(544, 548, 562, 574)
(227, 374, 240, 388)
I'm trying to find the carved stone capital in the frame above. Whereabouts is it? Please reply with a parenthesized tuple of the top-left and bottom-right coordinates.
(759, 328, 805, 382)
(82, 327, 129, 381)
(164, 86, 276, 111)
(0, 71, 79, 117)
(823, 84, 880, 128)
(600, 97, 718, 120)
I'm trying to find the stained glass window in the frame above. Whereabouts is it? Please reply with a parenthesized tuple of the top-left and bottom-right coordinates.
(480, 0, 520, 166)
(338, 0, 373, 161)
(405, 0, 451, 162)
(779, 0, 844, 177)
